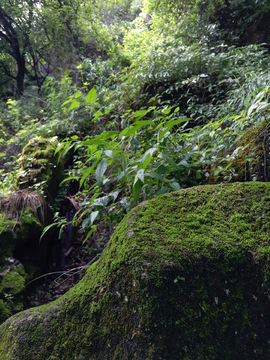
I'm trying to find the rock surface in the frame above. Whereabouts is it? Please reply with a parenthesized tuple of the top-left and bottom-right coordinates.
(1, 182, 270, 359)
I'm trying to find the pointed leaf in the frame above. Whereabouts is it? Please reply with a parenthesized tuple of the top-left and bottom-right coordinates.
(90, 211, 99, 225)
(134, 169, 145, 184)
(68, 101, 80, 111)
(75, 92, 83, 99)
(132, 179, 143, 201)
(170, 182, 180, 191)
(86, 87, 97, 103)
(95, 158, 108, 188)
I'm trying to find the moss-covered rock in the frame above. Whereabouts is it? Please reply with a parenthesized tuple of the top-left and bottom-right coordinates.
(0, 258, 26, 324)
(0, 214, 18, 267)
(0, 207, 43, 325)
(210, 120, 270, 184)
(0, 207, 42, 267)
(2, 182, 270, 359)
(19, 136, 64, 201)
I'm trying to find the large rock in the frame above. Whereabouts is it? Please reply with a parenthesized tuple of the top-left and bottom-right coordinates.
(1, 182, 270, 359)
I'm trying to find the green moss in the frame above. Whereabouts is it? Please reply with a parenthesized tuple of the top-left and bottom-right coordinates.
(2, 182, 270, 358)
(0, 214, 18, 267)
(210, 120, 270, 183)
(19, 136, 64, 200)
(0, 208, 41, 325)
(0, 262, 26, 325)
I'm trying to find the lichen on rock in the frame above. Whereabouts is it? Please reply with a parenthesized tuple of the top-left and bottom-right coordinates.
(1, 182, 270, 359)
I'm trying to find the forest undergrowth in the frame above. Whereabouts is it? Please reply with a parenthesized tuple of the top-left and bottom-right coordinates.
(0, 0, 269, 308)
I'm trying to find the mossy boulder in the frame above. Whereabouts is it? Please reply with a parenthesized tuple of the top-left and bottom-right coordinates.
(19, 136, 64, 201)
(0, 207, 43, 267)
(2, 182, 270, 359)
(0, 258, 26, 324)
(0, 208, 43, 325)
(210, 120, 270, 184)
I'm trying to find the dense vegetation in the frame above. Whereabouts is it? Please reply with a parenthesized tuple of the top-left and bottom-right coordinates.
(0, 0, 270, 315)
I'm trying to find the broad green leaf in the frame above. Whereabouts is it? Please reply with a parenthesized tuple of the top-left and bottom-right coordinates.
(99, 131, 118, 140)
(75, 92, 83, 99)
(146, 171, 167, 183)
(109, 189, 121, 201)
(132, 179, 143, 201)
(86, 87, 97, 103)
(133, 109, 149, 118)
(170, 182, 180, 191)
(162, 106, 174, 115)
(95, 158, 108, 188)
(93, 111, 103, 121)
(104, 150, 114, 159)
(141, 147, 157, 168)
(155, 186, 170, 196)
(90, 211, 99, 225)
(134, 169, 145, 184)
(93, 196, 109, 207)
(133, 120, 155, 126)
(82, 218, 90, 229)
(68, 101, 80, 111)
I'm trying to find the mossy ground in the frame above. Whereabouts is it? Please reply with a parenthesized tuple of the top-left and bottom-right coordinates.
(1, 182, 270, 359)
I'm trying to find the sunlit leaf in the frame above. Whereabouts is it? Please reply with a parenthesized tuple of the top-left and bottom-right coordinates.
(86, 87, 97, 103)
(68, 101, 80, 111)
